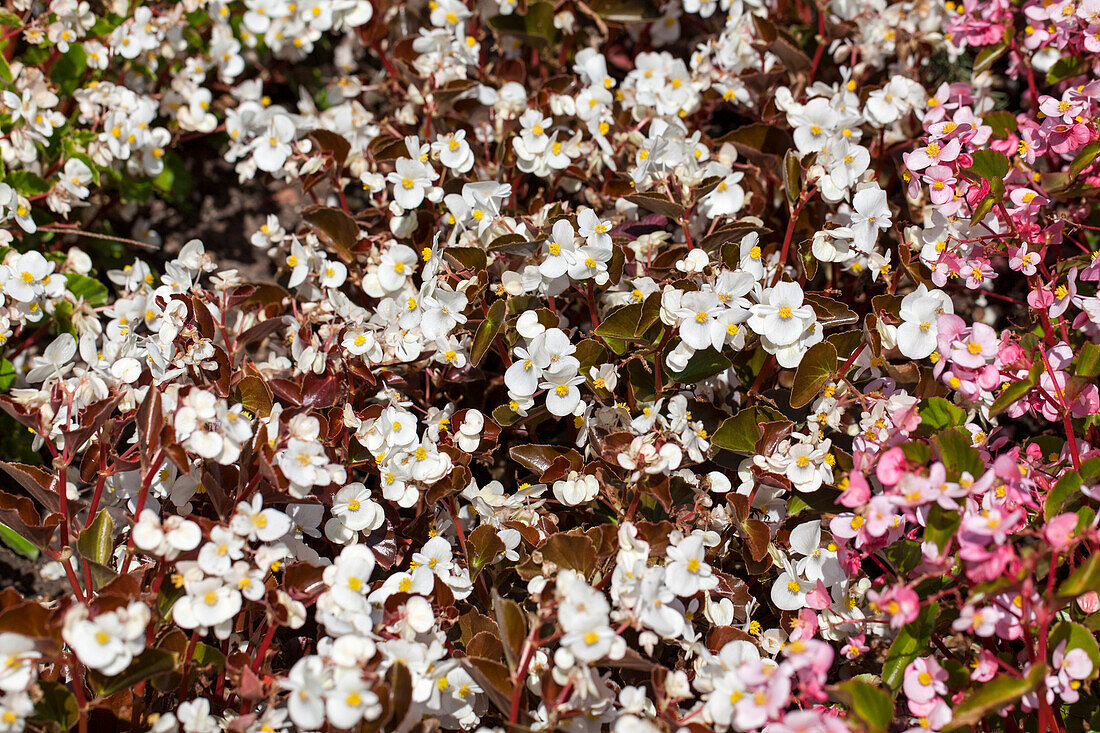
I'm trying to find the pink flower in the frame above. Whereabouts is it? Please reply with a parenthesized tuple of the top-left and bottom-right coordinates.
(838, 471, 871, 508)
(950, 322, 998, 368)
(868, 585, 920, 630)
(1077, 591, 1100, 614)
(952, 604, 1001, 637)
(1048, 641, 1094, 703)
(906, 138, 961, 171)
(1039, 94, 1087, 123)
(875, 446, 907, 487)
(960, 259, 996, 289)
(971, 650, 999, 682)
(903, 657, 948, 705)
(923, 166, 957, 205)
(1045, 120, 1090, 156)
(840, 634, 868, 660)
(1045, 513, 1079, 549)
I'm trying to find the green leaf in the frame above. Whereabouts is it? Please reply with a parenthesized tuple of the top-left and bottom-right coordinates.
(151, 151, 194, 207)
(1049, 621, 1100, 678)
(900, 440, 932, 465)
(882, 601, 938, 690)
(1047, 56, 1088, 85)
(883, 539, 922, 575)
(969, 186, 999, 226)
(595, 303, 643, 340)
(1059, 554, 1100, 598)
(34, 680, 78, 731)
(972, 42, 1006, 74)
(966, 149, 1010, 180)
(926, 505, 960, 553)
(77, 509, 114, 567)
(191, 642, 226, 668)
(488, 1, 560, 48)
(7, 170, 50, 196)
(666, 347, 731, 384)
(1080, 455, 1100, 481)
(1045, 470, 1083, 520)
(834, 680, 893, 733)
(933, 428, 983, 478)
(49, 45, 86, 96)
(0, 53, 11, 85)
(0, 521, 39, 560)
(990, 360, 1041, 417)
(1078, 341, 1100, 377)
(983, 111, 1017, 140)
(944, 664, 1046, 731)
(88, 648, 176, 697)
(0, 10, 23, 27)
(66, 272, 110, 306)
(790, 340, 837, 409)
(1070, 141, 1100, 180)
(0, 359, 14, 392)
(917, 397, 965, 433)
(585, 0, 661, 21)
(711, 406, 786, 455)
(470, 299, 506, 368)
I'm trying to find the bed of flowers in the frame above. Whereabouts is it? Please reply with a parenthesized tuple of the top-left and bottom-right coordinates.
(0, 0, 1100, 731)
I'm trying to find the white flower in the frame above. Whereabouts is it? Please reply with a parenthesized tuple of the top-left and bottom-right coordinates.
(788, 520, 842, 584)
(771, 567, 813, 611)
(553, 471, 600, 505)
(664, 533, 718, 597)
(324, 544, 377, 608)
(173, 578, 241, 638)
(676, 291, 726, 351)
(675, 248, 710, 274)
(376, 244, 418, 293)
(63, 602, 149, 676)
(432, 129, 474, 173)
(849, 185, 892, 251)
(0, 692, 33, 733)
(59, 158, 93, 199)
(457, 409, 484, 452)
(539, 218, 578, 279)
(699, 173, 745, 218)
(541, 368, 585, 417)
(253, 114, 296, 172)
(387, 153, 436, 211)
(577, 207, 612, 249)
(897, 284, 953, 359)
(326, 677, 381, 729)
(748, 281, 815, 347)
(132, 510, 201, 560)
(229, 495, 292, 543)
(177, 697, 219, 733)
(282, 656, 326, 730)
(330, 482, 385, 532)
(0, 635, 39, 693)
(26, 333, 77, 383)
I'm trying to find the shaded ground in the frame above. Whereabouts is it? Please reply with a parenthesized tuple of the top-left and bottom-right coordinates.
(113, 143, 307, 283)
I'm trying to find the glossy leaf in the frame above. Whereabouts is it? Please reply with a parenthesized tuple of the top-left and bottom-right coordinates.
(470, 299, 506, 368)
(834, 680, 893, 733)
(882, 601, 938, 690)
(790, 340, 836, 409)
(945, 664, 1046, 731)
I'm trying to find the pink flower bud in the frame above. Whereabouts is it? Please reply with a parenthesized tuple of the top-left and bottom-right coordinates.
(1077, 591, 1100, 614)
